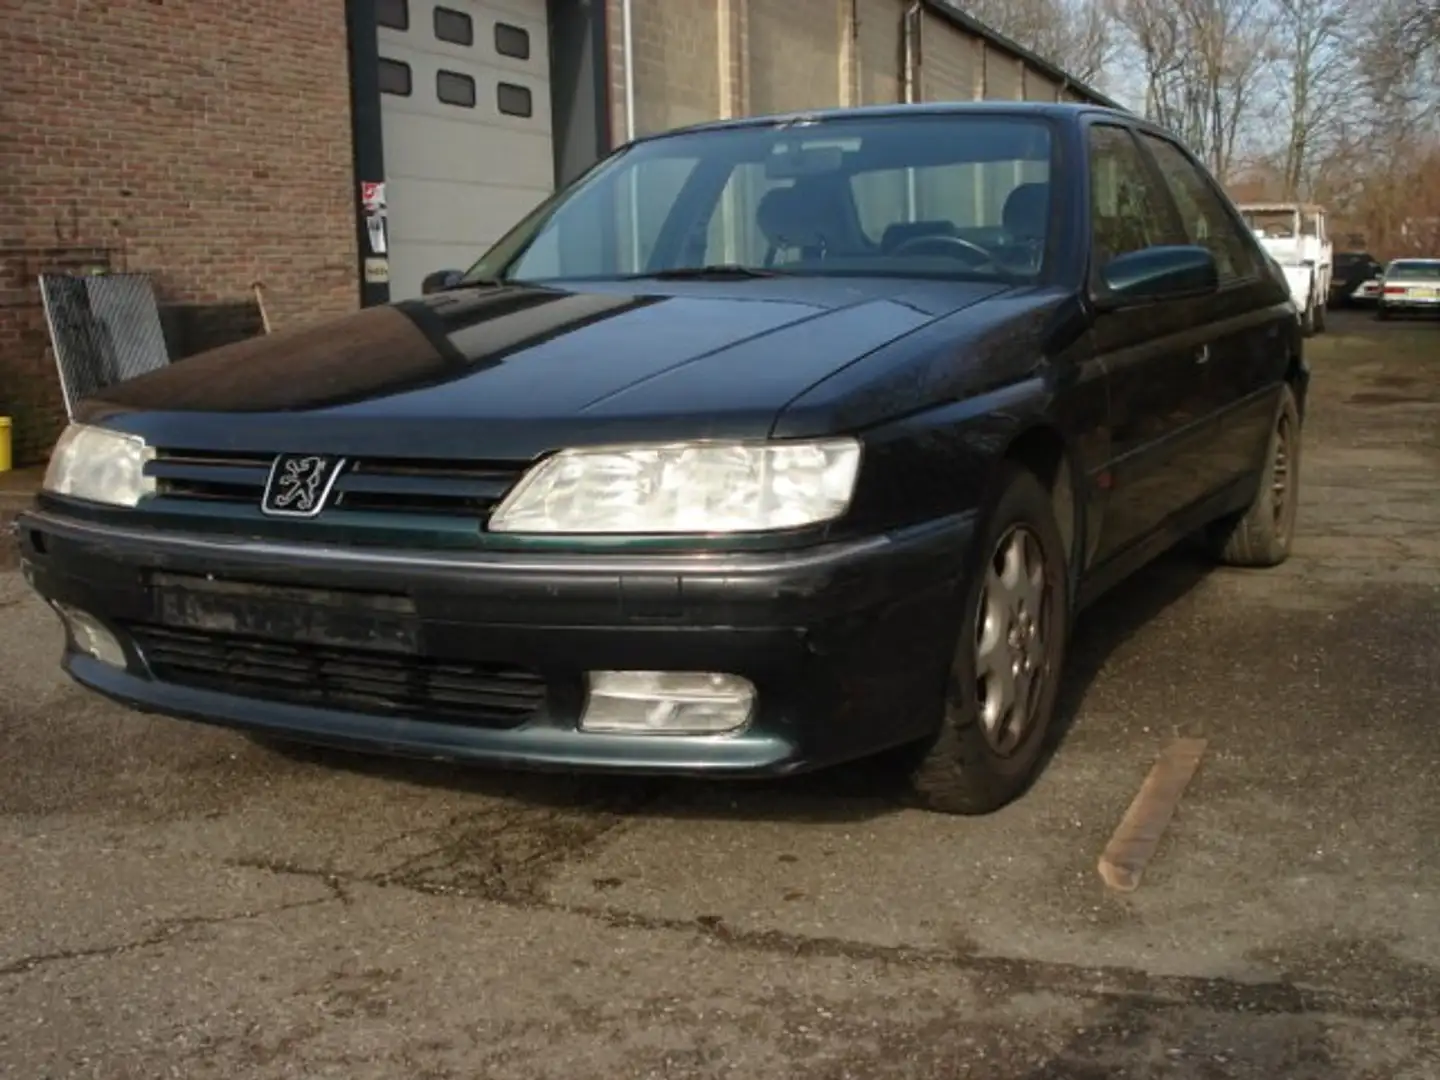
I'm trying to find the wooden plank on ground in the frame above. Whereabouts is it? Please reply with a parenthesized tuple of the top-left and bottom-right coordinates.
(1097, 737, 1208, 893)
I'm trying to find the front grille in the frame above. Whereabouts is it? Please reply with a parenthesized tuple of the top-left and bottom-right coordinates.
(147, 449, 524, 521)
(128, 624, 547, 727)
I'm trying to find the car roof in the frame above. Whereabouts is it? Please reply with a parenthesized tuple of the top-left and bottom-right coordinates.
(1237, 202, 1327, 214)
(1389, 257, 1440, 264)
(635, 101, 1136, 142)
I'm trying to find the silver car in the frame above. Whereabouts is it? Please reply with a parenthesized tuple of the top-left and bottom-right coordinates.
(1377, 258, 1440, 319)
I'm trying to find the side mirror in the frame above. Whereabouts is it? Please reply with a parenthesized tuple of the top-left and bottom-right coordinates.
(1096, 245, 1219, 309)
(420, 269, 464, 295)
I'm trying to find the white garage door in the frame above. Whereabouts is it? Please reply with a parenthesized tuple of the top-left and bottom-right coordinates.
(376, 0, 554, 300)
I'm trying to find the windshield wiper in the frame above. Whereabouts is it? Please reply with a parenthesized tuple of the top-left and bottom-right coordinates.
(625, 265, 785, 281)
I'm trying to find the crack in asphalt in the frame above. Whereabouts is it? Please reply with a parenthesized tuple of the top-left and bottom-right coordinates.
(205, 856, 1440, 1026)
(0, 893, 338, 978)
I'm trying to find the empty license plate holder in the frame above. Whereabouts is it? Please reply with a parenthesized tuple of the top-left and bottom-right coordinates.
(149, 573, 421, 654)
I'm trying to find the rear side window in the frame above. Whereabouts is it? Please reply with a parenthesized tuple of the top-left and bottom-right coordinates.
(1087, 125, 1186, 266)
(1390, 261, 1440, 279)
(1138, 133, 1260, 284)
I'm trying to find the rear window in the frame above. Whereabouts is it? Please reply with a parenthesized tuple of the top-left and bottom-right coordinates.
(1389, 261, 1440, 279)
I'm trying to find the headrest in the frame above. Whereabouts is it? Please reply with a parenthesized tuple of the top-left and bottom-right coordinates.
(756, 184, 840, 251)
(1003, 182, 1050, 238)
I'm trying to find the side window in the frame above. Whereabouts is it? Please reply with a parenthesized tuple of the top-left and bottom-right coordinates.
(1087, 125, 1185, 269)
(1139, 133, 1259, 283)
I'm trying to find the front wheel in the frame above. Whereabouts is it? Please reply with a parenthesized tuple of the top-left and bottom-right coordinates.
(907, 465, 1071, 815)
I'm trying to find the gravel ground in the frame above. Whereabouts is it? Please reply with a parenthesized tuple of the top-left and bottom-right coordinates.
(2, 310, 1438, 1079)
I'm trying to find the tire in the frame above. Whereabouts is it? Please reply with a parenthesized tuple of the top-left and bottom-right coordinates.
(1209, 384, 1301, 568)
(1314, 300, 1327, 333)
(1300, 294, 1317, 336)
(1376, 305, 1391, 321)
(906, 465, 1071, 815)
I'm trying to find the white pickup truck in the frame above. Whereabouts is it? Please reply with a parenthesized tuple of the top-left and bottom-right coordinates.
(1237, 202, 1332, 336)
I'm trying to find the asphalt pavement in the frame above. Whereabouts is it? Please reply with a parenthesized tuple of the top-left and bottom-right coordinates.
(2, 310, 1438, 1079)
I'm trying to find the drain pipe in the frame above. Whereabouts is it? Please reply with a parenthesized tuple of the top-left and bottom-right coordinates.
(622, 0, 636, 143)
(620, 0, 639, 267)
(902, 1, 920, 106)
(901, 1, 921, 219)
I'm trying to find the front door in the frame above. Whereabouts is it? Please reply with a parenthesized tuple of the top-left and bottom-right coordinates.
(1086, 122, 1216, 564)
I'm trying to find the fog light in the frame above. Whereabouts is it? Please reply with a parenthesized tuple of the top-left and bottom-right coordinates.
(580, 671, 755, 735)
(52, 602, 127, 669)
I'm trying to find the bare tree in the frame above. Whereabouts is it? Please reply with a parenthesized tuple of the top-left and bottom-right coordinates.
(961, 0, 1116, 85)
(1109, 0, 1276, 181)
(1273, 0, 1354, 197)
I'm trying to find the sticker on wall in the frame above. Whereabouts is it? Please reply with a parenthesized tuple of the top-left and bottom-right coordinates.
(363, 257, 390, 284)
(360, 180, 388, 255)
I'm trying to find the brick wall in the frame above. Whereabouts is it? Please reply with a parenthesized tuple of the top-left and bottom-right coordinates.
(606, 0, 725, 139)
(0, 0, 359, 466)
(747, 0, 844, 115)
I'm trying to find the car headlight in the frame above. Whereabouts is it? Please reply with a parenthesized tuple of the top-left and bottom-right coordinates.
(42, 423, 156, 508)
(489, 439, 862, 534)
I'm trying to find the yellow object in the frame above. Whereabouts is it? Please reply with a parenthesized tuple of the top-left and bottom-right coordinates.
(0, 416, 11, 473)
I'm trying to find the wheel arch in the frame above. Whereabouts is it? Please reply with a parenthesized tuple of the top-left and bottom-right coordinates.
(1000, 423, 1079, 571)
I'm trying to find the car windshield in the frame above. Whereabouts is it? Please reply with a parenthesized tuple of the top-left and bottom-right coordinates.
(1389, 260, 1440, 279)
(464, 115, 1054, 286)
(1242, 209, 1299, 238)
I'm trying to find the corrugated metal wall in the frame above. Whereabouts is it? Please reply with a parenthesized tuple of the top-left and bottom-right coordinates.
(613, 0, 1114, 141)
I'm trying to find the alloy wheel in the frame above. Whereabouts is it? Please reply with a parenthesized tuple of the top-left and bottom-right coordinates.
(973, 524, 1054, 756)
(1271, 410, 1295, 529)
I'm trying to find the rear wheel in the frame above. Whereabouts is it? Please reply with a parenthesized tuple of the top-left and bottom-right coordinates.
(1314, 299, 1327, 333)
(907, 466, 1070, 815)
(1209, 384, 1301, 568)
(1300, 293, 1317, 336)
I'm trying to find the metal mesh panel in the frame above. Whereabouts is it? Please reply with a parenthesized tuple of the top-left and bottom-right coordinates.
(39, 272, 171, 417)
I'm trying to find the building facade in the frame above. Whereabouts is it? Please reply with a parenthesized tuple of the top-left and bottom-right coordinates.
(0, 0, 1116, 466)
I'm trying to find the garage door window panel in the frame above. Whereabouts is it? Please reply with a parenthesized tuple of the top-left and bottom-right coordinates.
(437, 70, 477, 108)
(498, 82, 533, 118)
(495, 22, 531, 60)
(377, 0, 408, 30)
(434, 7, 474, 46)
(379, 58, 412, 97)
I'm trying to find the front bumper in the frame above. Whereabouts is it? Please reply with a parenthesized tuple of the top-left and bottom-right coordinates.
(16, 508, 972, 776)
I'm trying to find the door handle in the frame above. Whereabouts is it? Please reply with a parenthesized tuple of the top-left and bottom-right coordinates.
(1195, 344, 1211, 365)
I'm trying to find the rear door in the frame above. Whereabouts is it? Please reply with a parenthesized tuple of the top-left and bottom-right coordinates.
(1085, 122, 1216, 564)
(1134, 130, 1287, 494)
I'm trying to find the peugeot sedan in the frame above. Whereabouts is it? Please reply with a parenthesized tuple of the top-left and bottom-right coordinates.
(17, 103, 1306, 814)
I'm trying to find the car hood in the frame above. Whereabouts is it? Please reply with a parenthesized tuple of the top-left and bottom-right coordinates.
(81, 278, 1009, 460)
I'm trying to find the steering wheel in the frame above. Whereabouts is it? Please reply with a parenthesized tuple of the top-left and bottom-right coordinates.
(890, 234, 1002, 273)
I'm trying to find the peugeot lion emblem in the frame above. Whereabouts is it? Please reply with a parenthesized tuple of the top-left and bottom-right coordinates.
(261, 454, 346, 518)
